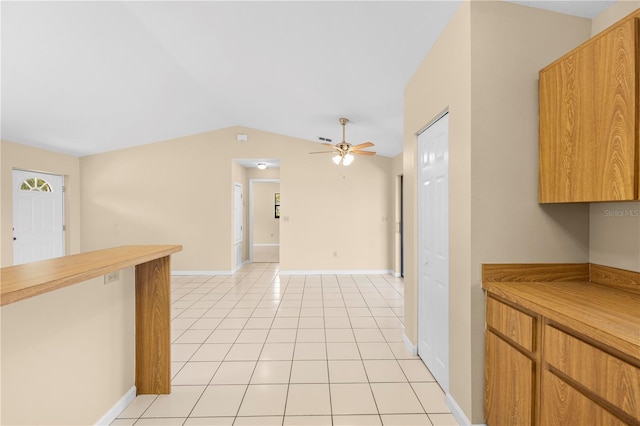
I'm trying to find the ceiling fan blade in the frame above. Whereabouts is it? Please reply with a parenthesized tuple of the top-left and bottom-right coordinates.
(352, 142, 374, 150)
(309, 151, 335, 154)
(352, 150, 376, 156)
(322, 143, 338, 149)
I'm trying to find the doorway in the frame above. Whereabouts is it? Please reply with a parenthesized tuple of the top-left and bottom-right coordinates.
(249, 179, 280, 263)
(234, 183, 244, 270)
(12, 169, 65, 265)
(417, 112, 450, 392)
(400, 174, 404, 277)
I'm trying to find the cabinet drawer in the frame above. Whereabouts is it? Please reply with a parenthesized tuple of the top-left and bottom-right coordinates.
(486, 297, 535, 352)
(544, 325, 640, 421)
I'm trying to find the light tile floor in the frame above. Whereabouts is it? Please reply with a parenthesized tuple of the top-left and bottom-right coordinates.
(113, 263, 458, 426)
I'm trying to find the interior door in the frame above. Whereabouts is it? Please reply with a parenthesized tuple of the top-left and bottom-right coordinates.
(12, 169, 65, 265)
(417, 113, 450, 392)
(234, 183, 244, 269)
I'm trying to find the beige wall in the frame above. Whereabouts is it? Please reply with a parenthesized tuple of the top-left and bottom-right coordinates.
(589, 2, 640, 273)
(404, 1, 473, 416)
(591, 0, 640, 34)
(81, 127, 394, 273)
(404, 2, 591, 422)
(1, 268, 135, 424)
(1, 140, 81, 266)
(469, 3, 591, 421)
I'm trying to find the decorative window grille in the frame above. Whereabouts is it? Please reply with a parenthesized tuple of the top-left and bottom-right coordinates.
(19, 177, 52, 192)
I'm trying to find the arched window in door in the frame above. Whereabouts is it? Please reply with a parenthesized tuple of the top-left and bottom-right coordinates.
(19, 177, 52, 192)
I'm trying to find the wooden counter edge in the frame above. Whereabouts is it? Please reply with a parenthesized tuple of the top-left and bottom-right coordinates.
(0, 245, 183, 306)
(482, 280, 640, 362)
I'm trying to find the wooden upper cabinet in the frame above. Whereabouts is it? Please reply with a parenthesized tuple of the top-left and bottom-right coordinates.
(539, 14, 639, 203)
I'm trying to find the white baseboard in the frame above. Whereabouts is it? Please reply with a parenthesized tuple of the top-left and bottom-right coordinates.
(402, 333, 418, 356)
(173, 268, 395, 276)
(232, 260, 249, 273)
(253, 243, 280, 247)
(400, 335, 481, 426)
(172, 270, 232, 276)
(95, 386, 136, 425)
(279, 269, 394, 276)
(445, 392, 485, 426)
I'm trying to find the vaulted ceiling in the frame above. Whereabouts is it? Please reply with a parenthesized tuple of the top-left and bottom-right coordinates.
(1, 1, 613, 158)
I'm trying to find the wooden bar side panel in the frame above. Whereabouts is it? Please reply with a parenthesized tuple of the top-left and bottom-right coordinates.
(135, 256, 171, 394)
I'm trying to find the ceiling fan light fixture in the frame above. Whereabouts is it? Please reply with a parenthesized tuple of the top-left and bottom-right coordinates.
(343, 153, 354, 166)
(257, 162, 268, 170)
(308, 117, 375, 165)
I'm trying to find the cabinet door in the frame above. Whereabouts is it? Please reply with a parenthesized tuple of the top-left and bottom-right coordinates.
(539, 17, 638, 203)
(485, 331, 534, 426)
(544, 325, 640, 421)
(541, 371, 626, 425)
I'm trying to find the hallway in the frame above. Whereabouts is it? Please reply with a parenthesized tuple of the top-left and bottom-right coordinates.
(113, 263, 457, 425)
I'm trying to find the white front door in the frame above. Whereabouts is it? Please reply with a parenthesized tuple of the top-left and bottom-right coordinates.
(12, 170, 65, 265)
(417, 113, 450, 392)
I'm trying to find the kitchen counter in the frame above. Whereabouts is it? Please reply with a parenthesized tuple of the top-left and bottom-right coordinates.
(1, 245, 182, 395)
(482, 263, 640, 425)
(483, 279, 639, 360)
(1, 245, 182, 306)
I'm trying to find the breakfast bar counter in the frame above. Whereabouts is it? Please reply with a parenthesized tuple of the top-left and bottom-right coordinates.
(1, 245, 182, 396)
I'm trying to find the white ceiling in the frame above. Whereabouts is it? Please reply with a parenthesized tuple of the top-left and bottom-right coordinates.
(1, 1, 614, 158)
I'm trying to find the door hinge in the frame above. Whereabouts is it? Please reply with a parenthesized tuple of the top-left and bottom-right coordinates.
(62, 185, 65, 193)
(62, 225, 66, 231)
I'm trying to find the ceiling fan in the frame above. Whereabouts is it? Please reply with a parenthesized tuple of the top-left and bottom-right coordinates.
(310, 117, 376, 166)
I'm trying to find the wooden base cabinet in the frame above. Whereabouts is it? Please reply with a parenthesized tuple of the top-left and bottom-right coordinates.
(485, 296, 538, 426)
(485, 330, 535, 426)
(483, 264, 640, 425)
(484, 297, 640, 425)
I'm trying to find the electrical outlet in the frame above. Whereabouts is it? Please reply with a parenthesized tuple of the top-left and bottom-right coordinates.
(105, 270, 120, 285)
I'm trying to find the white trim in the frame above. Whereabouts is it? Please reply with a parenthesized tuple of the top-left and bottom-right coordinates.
(172, 270, 232, 276)
(279, 269, 394, 276)
(416, 108, 450, 136)
(232, 259, 249, 273)
(402, 333, 418, 356)
(95, 386, 136, 425)
(253, 243, 280, 247)
(393, 272, 401, 278)
(445, 392, 484, 426)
